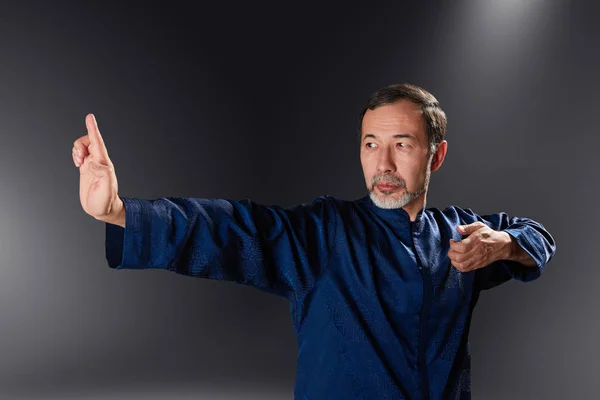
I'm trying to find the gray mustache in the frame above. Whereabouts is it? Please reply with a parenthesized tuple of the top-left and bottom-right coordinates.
(372, 174, 407, 189)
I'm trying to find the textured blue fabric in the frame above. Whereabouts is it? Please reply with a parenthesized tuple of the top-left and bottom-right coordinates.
(105, 195, 556, 399)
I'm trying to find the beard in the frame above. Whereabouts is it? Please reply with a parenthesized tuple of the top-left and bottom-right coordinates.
(368, 163, 431, 209)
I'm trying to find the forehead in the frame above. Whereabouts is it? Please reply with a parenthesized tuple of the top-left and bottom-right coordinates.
(361, 100, 427, 141)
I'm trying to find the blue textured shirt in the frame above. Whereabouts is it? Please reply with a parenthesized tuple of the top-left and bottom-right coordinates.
(105, 195, 555, 399)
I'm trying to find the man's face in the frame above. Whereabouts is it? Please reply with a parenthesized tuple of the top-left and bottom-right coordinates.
(360, 100, 434, 209)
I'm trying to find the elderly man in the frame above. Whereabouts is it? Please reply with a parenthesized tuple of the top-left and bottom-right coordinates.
(72, 83, 555, 399)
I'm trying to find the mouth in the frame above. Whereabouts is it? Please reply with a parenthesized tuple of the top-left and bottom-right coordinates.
(375, 183, 400, 191)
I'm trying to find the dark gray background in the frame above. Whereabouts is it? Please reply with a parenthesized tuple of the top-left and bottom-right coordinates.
(0, 1, 595, 399)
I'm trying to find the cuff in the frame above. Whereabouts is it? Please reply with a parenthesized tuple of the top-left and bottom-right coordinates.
(502, 229, 543, 282)
(105, 197, 152, 269)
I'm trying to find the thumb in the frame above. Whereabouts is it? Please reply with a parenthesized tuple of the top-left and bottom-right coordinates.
(457, 222, 485, 235)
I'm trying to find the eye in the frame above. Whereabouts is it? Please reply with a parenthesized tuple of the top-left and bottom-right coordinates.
(365, 142, 377, 149)
(396, 142, 409, 149)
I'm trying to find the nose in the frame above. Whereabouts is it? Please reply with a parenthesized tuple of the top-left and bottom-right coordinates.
(376, 146, 395, 174)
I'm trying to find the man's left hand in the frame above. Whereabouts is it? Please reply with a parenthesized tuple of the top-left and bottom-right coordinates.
(448, 222, 512, 272)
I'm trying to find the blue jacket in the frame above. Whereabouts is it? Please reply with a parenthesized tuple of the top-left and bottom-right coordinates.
(105, 195, 556, 399)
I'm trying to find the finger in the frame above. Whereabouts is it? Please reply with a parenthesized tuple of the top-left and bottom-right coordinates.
(73, 149, 83, 166)
(449, 244, 480, 264)
(449, 239, 461, 252)
(449, 238, 470, 253)
(457, 222, 486, 236)
(452, 244, 495, 272)
(451, 255, 479, 272)
(72, 151, 80, 167)
(453, 258, 482, 272)
(73, 136, 90, 163)
(85, 113, 110, 160)
(448, 249, 464, 264)
(448, 252, 471, 271)
(72, 143, 87, 165)
(74, 152, 83, 167)
(451, 258, 471, 272)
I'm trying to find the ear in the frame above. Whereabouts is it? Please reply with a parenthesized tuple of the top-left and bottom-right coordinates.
(430, 140, 447, 172)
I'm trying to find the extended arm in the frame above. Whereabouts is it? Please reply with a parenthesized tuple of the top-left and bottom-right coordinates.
(105, 196, 338, 301)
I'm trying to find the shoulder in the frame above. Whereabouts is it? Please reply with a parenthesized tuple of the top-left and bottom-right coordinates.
(283, 195, 343, 214)
(287, 195, 360, 214)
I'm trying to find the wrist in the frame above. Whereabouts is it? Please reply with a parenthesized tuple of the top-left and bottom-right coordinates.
(498, 231, 537, 267)
(102, 197, 126, 228)
(499, 231, 516, 261)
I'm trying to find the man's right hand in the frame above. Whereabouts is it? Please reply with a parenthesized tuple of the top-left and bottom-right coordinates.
(72, 114, 125, 227)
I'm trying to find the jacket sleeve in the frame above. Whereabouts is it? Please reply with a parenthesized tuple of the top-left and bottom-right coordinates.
(455, 208, 556, 291)
(105, 196, 338, 300)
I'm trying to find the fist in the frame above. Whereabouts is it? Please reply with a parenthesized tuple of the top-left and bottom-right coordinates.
(448, 221, 512, 272)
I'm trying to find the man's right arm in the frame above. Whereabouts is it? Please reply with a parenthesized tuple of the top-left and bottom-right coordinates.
(104, 195, 338, 302)
(73, 114, 338, 313)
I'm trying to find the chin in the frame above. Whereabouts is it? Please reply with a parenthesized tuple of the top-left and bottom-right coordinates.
(369, 184, 427, 210)
(369, 191, 407, 209)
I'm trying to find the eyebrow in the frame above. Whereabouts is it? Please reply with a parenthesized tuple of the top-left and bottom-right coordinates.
(362, 133, 417, 141)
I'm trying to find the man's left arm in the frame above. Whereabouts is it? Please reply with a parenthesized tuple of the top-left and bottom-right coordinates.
(448, 210, 556, 290)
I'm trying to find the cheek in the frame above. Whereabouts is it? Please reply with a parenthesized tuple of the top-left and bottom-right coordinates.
(401, 160, 426, 187)
(360, 153, 375, 171)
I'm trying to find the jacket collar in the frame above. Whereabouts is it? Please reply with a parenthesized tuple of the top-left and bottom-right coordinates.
(358, 195, 426, 225)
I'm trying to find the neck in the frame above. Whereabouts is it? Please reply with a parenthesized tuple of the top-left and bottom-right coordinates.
(402, 192, 427, 222)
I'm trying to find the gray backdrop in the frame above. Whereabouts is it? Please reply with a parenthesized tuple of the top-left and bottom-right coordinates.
(0, 1, 595, 399)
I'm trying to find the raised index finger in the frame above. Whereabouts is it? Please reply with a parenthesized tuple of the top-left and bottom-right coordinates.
(85, 113, 110, 160)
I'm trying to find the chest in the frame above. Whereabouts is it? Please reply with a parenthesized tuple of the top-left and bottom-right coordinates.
(329, 224, 475, 320)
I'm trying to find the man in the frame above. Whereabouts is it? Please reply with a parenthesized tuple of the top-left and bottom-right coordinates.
(72, 83, 556, 399)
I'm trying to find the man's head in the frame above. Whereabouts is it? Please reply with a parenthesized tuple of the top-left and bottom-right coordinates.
(359, 83, 448, 210)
